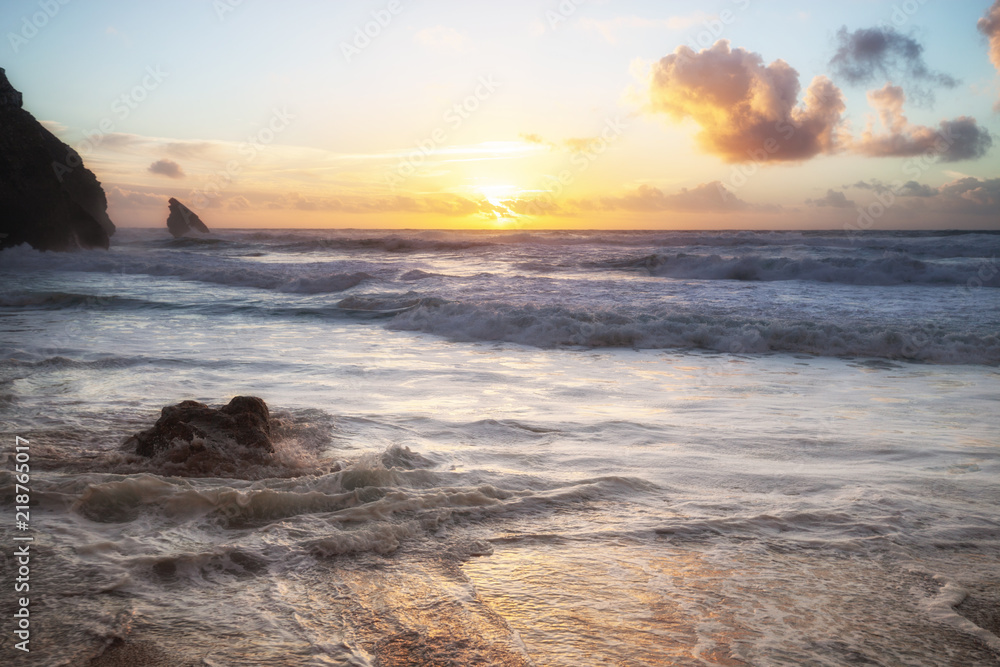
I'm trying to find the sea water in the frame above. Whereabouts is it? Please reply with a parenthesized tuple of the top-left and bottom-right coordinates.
(1, 229, 998, 665)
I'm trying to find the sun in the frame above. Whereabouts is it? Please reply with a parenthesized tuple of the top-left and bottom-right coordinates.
(475, 184, 521, 225)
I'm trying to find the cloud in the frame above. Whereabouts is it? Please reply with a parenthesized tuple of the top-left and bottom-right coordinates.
(851, 179, 938, 197)
(258, 192, 500, 217)
(512, 182, 762, 215)
(106, 186, 167, 207)
(855, 84, 993, 161)
(148, 159, 186, 179)
(564, 137, 602, 152)
(980, 1, 1000, 109)
(602, 182, 754, 211)
(646, 41, 846, 162)
(225, 195, 252, 210)
(415, 26, 470, 53)
(100, 132, 145, 149)
(979, 1, 1000, 70)
(518, 133, 617, 153)
(39, 120, 68, 136)
(806, 189, 854, 207)
(164, 141, 220, 160)
(937, 176, 1000, 214)
(829, 26, 958, 101)
(847, 177, 1000, 216)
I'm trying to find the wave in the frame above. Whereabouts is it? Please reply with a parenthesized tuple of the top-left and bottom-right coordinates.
(388, 301, 1000, 365)
(0, 291, 169, 309)
(104, 228, 1000, 258)
(594, 252, 1000, 287)
(0, 355, 149, 371)
(0, 245, 382, 294)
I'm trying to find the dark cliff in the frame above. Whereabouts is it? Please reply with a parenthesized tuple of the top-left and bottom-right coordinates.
(0, 67, 115, 251)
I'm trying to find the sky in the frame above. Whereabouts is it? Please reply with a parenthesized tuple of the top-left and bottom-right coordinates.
(3, 0, 1000, 230)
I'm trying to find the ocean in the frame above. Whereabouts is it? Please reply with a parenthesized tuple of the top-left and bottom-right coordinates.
(1, 228, 999, 666)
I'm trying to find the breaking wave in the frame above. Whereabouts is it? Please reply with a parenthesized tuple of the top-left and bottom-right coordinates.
(388, 301, 1000, 364)
(593, 252, 1000, 287)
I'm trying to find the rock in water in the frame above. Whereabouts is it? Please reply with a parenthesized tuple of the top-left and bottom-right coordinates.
(127, 396, 274, 458)
(0, 67, 115, 251)
(166, 197, 210, 238)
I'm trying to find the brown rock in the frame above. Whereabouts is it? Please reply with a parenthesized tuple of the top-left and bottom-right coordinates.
(127, 396, 274, 458)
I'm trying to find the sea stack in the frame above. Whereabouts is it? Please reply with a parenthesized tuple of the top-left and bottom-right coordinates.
(0, 67, 115, 251)
(167, 197, 210, 237)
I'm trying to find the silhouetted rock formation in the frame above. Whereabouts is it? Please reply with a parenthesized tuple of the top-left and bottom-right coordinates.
(127, 396, 275, 459)
(0, 67, 115, 251)
(167, 197, 210, 237)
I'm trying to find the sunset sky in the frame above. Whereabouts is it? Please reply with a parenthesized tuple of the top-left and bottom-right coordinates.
(3, 0, 1000, 229)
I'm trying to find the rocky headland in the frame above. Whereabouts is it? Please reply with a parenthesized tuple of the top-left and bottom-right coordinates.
(0, 67, 115, 251)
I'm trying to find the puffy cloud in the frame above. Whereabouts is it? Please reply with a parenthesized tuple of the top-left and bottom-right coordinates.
(855, 84, 993, 161)
(147, 159, 185, 179)
(979, 1, 1000, 71)
(646, 41, 846, 162)
(938, 176, 1000, 214)
(980, 1, 1000, 109)
(829, 26, 957, 102)
(806, 189, 854, 208)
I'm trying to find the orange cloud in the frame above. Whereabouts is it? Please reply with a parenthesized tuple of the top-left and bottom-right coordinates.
(647, 40, 846, 162)
(501, 182, 762, 216)
(980, 1, 1000, 71)
(980, 0, 1000, 109)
